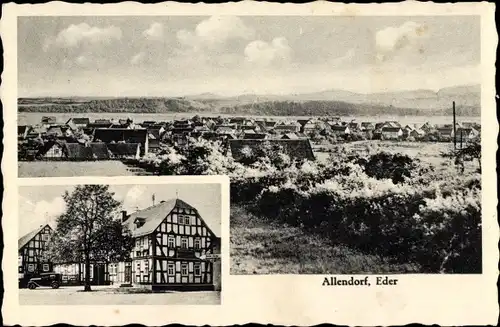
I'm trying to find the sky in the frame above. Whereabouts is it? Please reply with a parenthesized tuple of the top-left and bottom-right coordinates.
(18, 15, 480, 97)
(18, 183, 222, 237)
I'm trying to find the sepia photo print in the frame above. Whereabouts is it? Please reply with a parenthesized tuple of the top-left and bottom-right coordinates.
(18, 181, 223, 305)
(16, 15, 483, 275)
(2, 2, 497, 326)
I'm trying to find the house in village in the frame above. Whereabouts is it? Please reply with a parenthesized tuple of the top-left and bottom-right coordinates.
(87, 120, 113, 130)
(455, 127, 480, 143)
(94, 128, 149, 156)
(27, 125, 48, 139)
(66, 118, 90, 130)
(409, 129, 426, 140)
(36, 141, 111, 161)
(41, 116, 57, 128)
(360, 122, 375, 131)
(273, 122, 301, 134)
(169, 120, 195, 146)
(302, 119, 322, 135)
(18, 224, 53, 286)
(330, 125, 350, 138)
(227, 139, 315, 163)
(436, 126, 454, 142)
(46, 125, 73, 139)
(147, 129, 162, 153)
(109, 198, 221, 291)
(242, 130, 268, 140)
(18, 224, 111, 287)
(348, 121, 361, 131)
(381, 127, 403, 140)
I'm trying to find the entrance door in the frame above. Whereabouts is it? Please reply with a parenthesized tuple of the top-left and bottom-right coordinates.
(124, 266, 132, 284)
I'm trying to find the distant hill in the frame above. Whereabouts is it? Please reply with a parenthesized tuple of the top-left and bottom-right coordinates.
(18, 84, 480, 116)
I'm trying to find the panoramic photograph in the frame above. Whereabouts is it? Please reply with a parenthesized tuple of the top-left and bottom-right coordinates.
(17, 16, 482, 275)
(18, 182, 222, 305)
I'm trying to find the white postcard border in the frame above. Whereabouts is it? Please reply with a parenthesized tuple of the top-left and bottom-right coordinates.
(2, 2, 498, 326)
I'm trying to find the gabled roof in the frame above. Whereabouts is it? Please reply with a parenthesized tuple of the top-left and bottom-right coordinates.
(94, 128, 148, 143)
(331, 125, 349, 131)
(281, 133, 299, 140)
(67, 118, 90, 125)
(243, 132, 267, 139)
(63, 142, 111, 160)
(382, 127, 402, 132)
(19, 224, 51, 249)
(123, 199, 219, 238)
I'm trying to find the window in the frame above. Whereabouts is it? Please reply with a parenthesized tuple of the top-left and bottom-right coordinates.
(194, 263, 201, 276)
(41, 234, 49, 241)
(43, 264, 50, 272)
(136, 262, 141, 273)
(27, 264, 35, 272)
(168, 236, 175, 248)
(181, 264, 188, 276)
(181, 238, 188, 249)
(194, 238, 201, 250)
(179, 215, 190, 225)
(167, 263, 175, 275)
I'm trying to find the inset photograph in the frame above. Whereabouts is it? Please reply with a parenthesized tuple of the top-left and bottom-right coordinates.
(18, 181, 222, 305)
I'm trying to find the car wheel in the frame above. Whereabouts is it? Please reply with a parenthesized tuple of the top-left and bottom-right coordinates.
(28, 283, 36, 290)
(51, 281, 60, 289)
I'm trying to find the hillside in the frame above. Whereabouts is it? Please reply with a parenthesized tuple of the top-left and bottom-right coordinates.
(18, 84, 481, 116)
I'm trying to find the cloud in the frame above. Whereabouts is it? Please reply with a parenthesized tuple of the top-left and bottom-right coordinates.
(177, 16, 254, 50)
(33, 197, 66, 220)
(143, 22, 164, 41)
(75, 55, 88, 66)
(375, 21, 428, 62)
(244, 37, 292, 66)
(45, 23, 122, 50)
(330, 48, 356, 66)
(122, 185, 148, 212)
(131, 52, 146, 65)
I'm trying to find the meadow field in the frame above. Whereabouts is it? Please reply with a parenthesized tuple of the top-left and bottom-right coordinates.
(114, 137, 481, 274)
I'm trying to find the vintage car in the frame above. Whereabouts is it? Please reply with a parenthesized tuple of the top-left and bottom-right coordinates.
(27, 273, 62, 289)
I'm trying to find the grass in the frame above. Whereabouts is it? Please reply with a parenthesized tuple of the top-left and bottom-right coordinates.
(18, 161, 138, 177)
(230, 205, 421, 275)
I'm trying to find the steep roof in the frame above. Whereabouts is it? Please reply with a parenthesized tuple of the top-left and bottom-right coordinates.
(382, 127, 402, 132)
(243, 132, 267, 139)
(228, 139, 315, 162)
(18, 224, 51, 249)
(63, 142, 111, 160)
(67, 118, 90, 125)
(281, 133, 299, 140)
(94, 128, 148, 143)
(123, 199, 219, 238)
(331, 125, 349, 131)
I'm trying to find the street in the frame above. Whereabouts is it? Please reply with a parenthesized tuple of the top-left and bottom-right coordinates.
(20, 285, 221, 305)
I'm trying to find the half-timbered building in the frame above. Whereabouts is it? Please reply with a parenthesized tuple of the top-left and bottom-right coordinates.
(109, 198, 221, 291)
(18, 224, 54, 285)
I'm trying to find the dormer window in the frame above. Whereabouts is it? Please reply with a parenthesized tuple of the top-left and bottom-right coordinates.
(134, 217, 146, 228)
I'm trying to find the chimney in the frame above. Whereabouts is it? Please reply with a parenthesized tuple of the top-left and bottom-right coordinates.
(121, 210, 129, 222)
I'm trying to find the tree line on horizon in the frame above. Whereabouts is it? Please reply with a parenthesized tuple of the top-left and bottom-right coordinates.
(17, 97, 481, 116)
